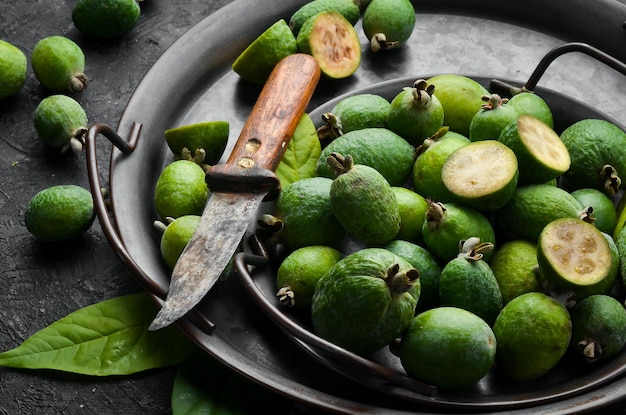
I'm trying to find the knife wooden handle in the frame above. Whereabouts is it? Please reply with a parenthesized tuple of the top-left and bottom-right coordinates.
(206, 54, 321, 193)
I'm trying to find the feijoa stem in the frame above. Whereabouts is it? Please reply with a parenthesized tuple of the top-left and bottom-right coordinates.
(370, 33, 399, 52)
(578, 338, 602, 362)
(385, 263, 419, 295)
(601, 164, 621, 195)
(458, 237, 494, 261)
(481, 93, 508, 110)
(277, 286, 296, 307)
(69, 72, 88, 93)
(327, 152, 353, 176)
(425, 200, 446, 230)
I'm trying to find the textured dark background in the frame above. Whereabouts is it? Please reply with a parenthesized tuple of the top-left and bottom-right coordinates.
(0, 1, 239, 414)
(2, 1, 626, 414)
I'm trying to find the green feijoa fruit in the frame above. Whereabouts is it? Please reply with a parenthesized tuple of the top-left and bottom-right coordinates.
(498, 114, 570, 185)
(72, 0, 141, 39)
(507, 91, 554, 129)
(311, 247, 420, 355)
(560, 118, 626, 195)
(267, 176, 345, 251)
(422, 200, 496, 264)
(154, 160, 209, 220)
(439, 238, 503, 325)
(399, 307, 496, 390)
(25, 185, 95, 242)
(569, 294, 626, 362)
(496, 184, 587, 242)
(412, 128, 470, 202)
(31, 36, 87, 93)
(362, 0, 416, 52)
(34, 94, 88, 154)
(289, 0, 360, 36)
(469, 94, 520, 142)
(296, 11, 361, 80)
(392, 186, 428, 243)
(316, 127, 415, 186)
(427, 74, 489, 137)
(164, 120, 229, 165)
(322, 93, 391, 137)
(387, 79, 445, 146)
(0, 39, 27, 99)
(276, 245, 342, 309)
(441, 139, 518, 212)
(489, 239, 542, 304)
(493, 292, 572, 381)
(158, 215, 201, 270)
(384, 239, 442, 311)
(328, 153, 400, 245)
(571, 188, 617, 235)
(232, 19, 297, 86)
(537, 217, 618, 301)
(614, 225, 626, 292)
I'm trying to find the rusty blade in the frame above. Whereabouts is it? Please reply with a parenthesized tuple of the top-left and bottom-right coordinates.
(149, 191, 264, 331)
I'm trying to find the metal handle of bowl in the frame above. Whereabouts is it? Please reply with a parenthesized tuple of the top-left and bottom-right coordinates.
(84, 122, 217, 333)
(234, 234, 438, 398)
(490, 41, 626, 94)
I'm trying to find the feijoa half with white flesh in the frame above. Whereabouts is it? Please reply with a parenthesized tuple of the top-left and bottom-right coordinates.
(537, 217, 618, 301)
(441, 140, 518, 212)
(296, 11, 361, 79)
(499, 114, 571, 185)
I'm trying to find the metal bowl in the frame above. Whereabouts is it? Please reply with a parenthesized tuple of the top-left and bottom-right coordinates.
(86, 0, 626, 413)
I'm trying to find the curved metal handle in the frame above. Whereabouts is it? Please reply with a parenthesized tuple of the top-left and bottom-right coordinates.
(84, 122, 216, 333)
(491, 41, 626, 94)
(234, 235, 438, 398)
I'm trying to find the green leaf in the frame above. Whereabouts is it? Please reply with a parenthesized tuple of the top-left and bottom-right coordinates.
(172, 351, 274, 415)
(276, 113, 321, 188)
(0, 292, 194, 376)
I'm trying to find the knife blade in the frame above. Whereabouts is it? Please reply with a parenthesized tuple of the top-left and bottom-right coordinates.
(149, 54, 321, 331)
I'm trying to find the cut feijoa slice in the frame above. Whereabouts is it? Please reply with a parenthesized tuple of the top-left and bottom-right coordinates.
(498, 114, 570, 185)
(296, 11, 361, 79)
(537, 217, 618, 300)
(441, 140, 518, 212)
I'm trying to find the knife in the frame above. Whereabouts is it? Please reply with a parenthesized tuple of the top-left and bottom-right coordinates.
(149, 54, 321, 331)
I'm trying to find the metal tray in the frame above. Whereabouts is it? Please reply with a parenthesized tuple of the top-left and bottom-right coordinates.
(87, 0, 626, 413)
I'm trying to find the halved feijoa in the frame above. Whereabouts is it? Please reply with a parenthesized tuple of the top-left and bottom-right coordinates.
(498, 114, 570, 185)
(537, 217, 618, 300)
(441, 140, 518, 212)
(289, 0, 360, 36)
(232, 19, 297, 86)
(296, 11, 361, 79)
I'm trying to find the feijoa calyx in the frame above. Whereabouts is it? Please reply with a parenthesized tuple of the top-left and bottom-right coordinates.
(328, 153, 401, 245)
(31, 36, 88, 93)
(311, 247, 420, 355)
